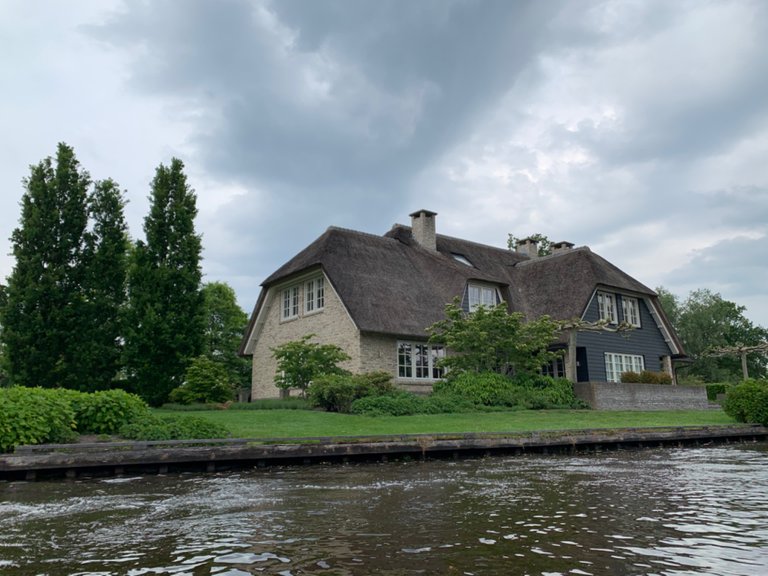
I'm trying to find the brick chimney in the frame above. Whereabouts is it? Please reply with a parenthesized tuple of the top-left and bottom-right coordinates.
(515, 237, 539, 258)
(409, 209, 437, 251)
(552, 241, 574, 255)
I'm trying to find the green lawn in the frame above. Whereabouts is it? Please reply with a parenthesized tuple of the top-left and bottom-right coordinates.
(153, 408, 736, 439)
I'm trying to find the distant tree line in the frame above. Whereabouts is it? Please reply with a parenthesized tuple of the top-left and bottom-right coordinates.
(656, 287, 768, 383)
(0, 143, 249, 405)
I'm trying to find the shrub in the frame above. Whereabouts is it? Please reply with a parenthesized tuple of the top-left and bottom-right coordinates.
(433, 372, 515, 406)
(723, 379, 768, 425)
(0, 387, 78, 452)
(434, 372, 584, 410)
(169, 356, 235, 405)
(350, 389, 484, 417)
(271, 335, 350, 396)
(706, 383, 731, 402)
(309, 372, 395, 412)
(71, 389, 150, 435)
(621, 370, 672, 385)
(641, 370, 672, 384)
(621, 371, 641, 383)
(119, 414, 232, 441)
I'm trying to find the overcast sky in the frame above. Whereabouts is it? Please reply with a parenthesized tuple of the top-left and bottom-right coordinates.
(2, 0, 767, 326)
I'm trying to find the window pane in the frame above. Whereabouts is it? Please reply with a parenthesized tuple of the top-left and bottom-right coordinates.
(317, 277, 325, 309)
(305, 280, 314, 312)
(415, 344, 429, 378)
(398, 342, 412, 378)
(431, 346, 445, 379)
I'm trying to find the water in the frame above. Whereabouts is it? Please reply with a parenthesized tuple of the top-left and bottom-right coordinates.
(1, 444, 767, 575)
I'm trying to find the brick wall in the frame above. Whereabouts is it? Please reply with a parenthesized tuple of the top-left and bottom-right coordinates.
(573, 382, 709, 411)
(249, 272, 361, 399)
(359, 333, 441, 394)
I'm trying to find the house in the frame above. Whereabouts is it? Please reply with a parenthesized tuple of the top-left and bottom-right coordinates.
(240, 210, 685, 399)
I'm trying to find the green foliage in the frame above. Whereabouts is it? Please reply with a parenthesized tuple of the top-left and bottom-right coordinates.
(657, 287, 768, 382)
(433, 372, 512, 405)
(309, 372, 394, 412)
(118, 414, 231, 441)
(706, 383, 731, 402)
(620, 370, 673, 385)
(434, 372, 583, 410)
(169, 356, 235, 405)
(723, 379, 768, 425)
(2, 144, 128, 392)
(76, 179, 129, 392)
(70, 389, 150, 435)
(271, 335, 350, 395)
(124, 158, 205, 405)
(351, 390, 481, 417)
(351, 391, 427, 416)
(201, 282, 250, 388)
(428, 301, 561, 376)
(0, 387, 77, 452)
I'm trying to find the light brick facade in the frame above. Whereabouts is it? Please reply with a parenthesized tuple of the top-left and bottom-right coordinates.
(248, 271, 360, 398)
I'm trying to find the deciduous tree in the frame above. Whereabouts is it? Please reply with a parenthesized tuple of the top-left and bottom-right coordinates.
(271, 335, 350, 396)
(201, 281, 250, 389)
(428, 301, 561, 376)
(657, 287, 768, 382)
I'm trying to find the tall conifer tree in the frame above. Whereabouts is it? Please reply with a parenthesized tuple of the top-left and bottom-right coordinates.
(2, 143, 90, 388)
(75, 179, 129, 390)
(124, 158, 204, 405)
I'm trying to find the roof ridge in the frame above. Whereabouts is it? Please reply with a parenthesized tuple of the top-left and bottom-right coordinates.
(328, 225, 399, 242)
(514, 246, 591, 266)
(390, 223, 517, 255)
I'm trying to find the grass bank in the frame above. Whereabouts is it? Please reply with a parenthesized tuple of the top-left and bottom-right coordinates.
(152, 408, 735, 439)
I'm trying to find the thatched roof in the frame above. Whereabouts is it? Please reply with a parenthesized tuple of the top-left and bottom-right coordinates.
(241, 222, 670, 353)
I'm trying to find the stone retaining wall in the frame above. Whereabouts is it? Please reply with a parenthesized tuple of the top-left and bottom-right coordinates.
(573, 381, 709, 411)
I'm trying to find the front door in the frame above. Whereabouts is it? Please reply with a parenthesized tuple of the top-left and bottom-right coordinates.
(576, 347, 589, 382)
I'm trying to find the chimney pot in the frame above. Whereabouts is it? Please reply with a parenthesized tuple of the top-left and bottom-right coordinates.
(552, 241, 574, 255)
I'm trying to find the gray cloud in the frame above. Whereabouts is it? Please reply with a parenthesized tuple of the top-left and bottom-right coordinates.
(3, 0, 766, 328)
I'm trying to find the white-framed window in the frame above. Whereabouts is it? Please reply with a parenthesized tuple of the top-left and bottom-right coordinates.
(282, 285, 300, 320)
(597, 291, 617, 324)
(604, 352, 644, 383)
(468, 283, 498, 311)
(621, 296, 641, 327)
(397, 341, 445, 380)
(305, 276, 325, 313)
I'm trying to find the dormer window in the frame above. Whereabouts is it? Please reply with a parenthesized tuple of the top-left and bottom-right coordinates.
(597, 291, 617, 324)
(468, 283, 499, 311)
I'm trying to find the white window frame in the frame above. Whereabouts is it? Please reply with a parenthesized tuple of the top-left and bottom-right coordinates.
(468, 283, 498, 311)
(621, 296, 641, 327)
(604, 352, 644, 383)
(597, 291, 617, 324)
(282, 285, 300, 320)
(304, 276, 325, 314)
(397, 341, 445, 380)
